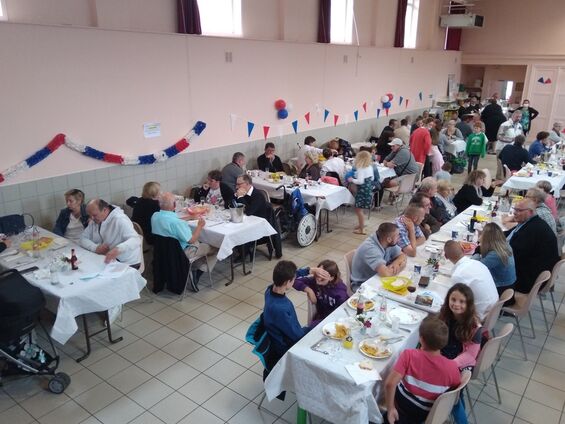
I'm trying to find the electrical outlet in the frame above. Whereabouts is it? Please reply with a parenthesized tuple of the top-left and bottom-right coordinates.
(225, 51, 232, 63)
(343, 55, 348, 64)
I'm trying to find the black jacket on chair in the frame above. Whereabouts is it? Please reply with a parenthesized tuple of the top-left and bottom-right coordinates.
(151, 235, 190, 295)
(504, 216, 559, 294)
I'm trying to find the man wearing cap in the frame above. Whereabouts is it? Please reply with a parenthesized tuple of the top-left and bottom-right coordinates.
(382, 138, 419, 188)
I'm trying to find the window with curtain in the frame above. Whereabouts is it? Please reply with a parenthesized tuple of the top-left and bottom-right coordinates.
(404, 0, 420, 48)
(197, 0, 242, 37)
(330, 0, 354, 44)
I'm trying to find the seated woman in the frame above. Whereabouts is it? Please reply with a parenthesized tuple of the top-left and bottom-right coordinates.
(452, 170, 497, 213)
(293, 260, 348, 326)
(194, 170, 234, 209)
(439, 284, 482, 424)
(329, 137, 354, 159)
(375, 129, 394, 162)
(472, 223, 516, 294)
(53, 189, 89, 242)
(536, 180, 558, 219)
(298, 150, 321, 181)
(436, 180, 457, 219)
(128, 182, 161, 244)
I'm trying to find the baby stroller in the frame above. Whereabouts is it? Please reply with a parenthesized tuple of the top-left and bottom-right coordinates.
(0, 269, 70, 394)
(274, 185, 317, 247)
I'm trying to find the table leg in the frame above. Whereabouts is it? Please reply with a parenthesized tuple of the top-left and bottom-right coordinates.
(241, 245, 251, 276)
(226, 255, 235, 286)
(75, 311, 123, 363)
(325, 209, 332, 234)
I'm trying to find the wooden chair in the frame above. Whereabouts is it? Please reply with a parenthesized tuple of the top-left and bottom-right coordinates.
(482, 288, 514, 338)
(413, 161, 424, 189)
(423, 370, 471, 424)
(465, 323, 514, 423)
(538, 259, 565, 331)
(501, 270, 551, 360)
(343, 249, 356, 296)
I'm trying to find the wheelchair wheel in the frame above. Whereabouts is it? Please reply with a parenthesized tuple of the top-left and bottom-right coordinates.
(296, 213, 317, 247)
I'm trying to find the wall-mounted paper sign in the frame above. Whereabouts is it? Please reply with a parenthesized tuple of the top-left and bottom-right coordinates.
(143, 123, 161, 138)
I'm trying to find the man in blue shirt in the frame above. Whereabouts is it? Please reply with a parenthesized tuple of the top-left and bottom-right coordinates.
(528, 131, 551, 161)
(394, 205, 426, 257)
(151, 192, 217, 284)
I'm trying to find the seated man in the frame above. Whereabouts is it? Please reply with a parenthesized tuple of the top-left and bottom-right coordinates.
(409, 192, 441, 238)
(444, 240, 498, 321)
(257, 142, 283, 173)
(382, 139, 419, 188)
(194, 170, 234, 209)
(350, 223, 407, 291)
(320, 147, 346, 183)
(234, 174, 268, 219)
(151, 192, 217, 286)
(221, 152, 246, 191)
(394, 205, 426, 257)
(263, 260, 310, 359)
(505, 199, 559, 295)
(415, 177, 450, 224)
(499, 135, 535, 172)
(384, 316, 461, 424)
(80, 199, 142, 266)
(528, 131, 551, 162)
(548, 121, 565, 145)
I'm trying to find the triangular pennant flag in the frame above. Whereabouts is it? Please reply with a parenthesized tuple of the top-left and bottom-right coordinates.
(418, 91, 423, 101)
(538, 77, 545, 83)
(247, 121, 255, 137)
(354, 110, 359, 121)
(399, 96, 404, 106)
(324, 109, 330, 122)
(405, 99, 409, 108)
(545, 78, 552, 84)
(333, 114, 339, 126)
(263, 126, 270, 140)
(230, 114, 237, 131)
(291, 120, 298, 134)
(304, 112, 310, 125)
(377, 108, 381, 118)
(385, 108, 389, 117)
(362, 102, 367, 113)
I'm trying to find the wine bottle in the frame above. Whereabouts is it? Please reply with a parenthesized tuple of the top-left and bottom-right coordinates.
(469, 210, 477, 232)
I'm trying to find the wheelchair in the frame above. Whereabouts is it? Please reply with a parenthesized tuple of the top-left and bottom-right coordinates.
(273, 185, 317, 247)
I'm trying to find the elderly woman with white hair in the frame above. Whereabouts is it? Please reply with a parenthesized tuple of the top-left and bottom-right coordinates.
(417, 177, 451, 224)
(524, 188, 557, 235)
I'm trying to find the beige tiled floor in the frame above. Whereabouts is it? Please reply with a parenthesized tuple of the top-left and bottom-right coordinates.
(1, 156, 565, 423)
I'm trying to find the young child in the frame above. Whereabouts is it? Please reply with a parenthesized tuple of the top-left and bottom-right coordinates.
(384, 316, 461, 424)
(347, 150, 374, 235)
(465, 123, 487, 173)
(293, 260, 348, 325)
(434, 162, 452, 182)
(263, 260, 310, 358)
(438, 283, 483, 424)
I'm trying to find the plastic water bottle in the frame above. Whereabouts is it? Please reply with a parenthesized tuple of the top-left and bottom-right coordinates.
(31, 226, 40, 258)
(378, 295, 388, 322)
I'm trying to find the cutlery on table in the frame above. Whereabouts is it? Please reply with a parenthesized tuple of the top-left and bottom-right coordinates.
(310, 338, 329, 355)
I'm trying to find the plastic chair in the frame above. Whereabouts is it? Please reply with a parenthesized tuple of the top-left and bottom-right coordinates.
(343, 249, 356, 296)
(423, 370, 471, 424)
(306, 299, 317, 326)
(181, 249, 213, 300)
(482, 288, 514, 337)
(414, 161, 424, 188)
(383, 173, 418, 214)
(131, 222, 154, 303)
(482, 168, 492, 189)
(538, 259, 565, 331)
(465, 323, 514, 423)
(501, 270, 551, 360)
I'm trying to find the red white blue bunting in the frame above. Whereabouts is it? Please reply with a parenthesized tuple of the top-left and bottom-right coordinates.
(0, 121, 206, 183)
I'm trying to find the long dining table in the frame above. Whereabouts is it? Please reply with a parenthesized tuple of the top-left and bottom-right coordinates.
(264, 201, 500, 423)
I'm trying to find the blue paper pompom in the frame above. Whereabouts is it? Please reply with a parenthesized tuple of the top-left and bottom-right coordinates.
(193, 121, 206, 135)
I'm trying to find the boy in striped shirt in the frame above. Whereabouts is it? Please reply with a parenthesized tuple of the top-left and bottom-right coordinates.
(384, 316, 461, 424)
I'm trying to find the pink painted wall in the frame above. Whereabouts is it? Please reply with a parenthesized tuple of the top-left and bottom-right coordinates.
(461, 0, 565, 56)
(0, 21, 460, 184)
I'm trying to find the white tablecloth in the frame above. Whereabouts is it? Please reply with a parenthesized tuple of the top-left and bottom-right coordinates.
(502, 168, 565, 198)
(180, 214, 277, 261)
(264, 204, 498, 423)
(351, 142, 373, 153)
(252, 178, 354, 218)
(444, 139, 467, 156)
(0, 232, 146, 345)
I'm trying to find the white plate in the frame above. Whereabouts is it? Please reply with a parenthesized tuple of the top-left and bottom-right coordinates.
(322, 318, 361, 339)
(358, 339, 392, 359)
(347, 296, 376, 311)
(389, 307, 425, 325)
